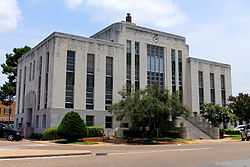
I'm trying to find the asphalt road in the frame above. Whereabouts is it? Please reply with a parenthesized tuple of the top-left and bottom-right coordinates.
(1, 141, 250, 167)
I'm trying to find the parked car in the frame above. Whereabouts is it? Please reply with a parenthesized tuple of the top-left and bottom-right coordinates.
(240, 124, 250, 141)
(234, 125, 246, 131)
(0, 123, 23, 141)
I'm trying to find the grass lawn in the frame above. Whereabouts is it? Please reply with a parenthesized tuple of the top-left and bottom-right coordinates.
(229, 135, 241, 140)
(55, 139, 98, 145)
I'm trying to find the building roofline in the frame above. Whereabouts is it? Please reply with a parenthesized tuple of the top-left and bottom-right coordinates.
(188, 57, 231, 68)
(19, 31, 124, 62)
(90, 21, 186, 42)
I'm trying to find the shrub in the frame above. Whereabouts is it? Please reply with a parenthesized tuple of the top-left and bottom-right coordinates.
(85, 127, 104, 137)
(30, 133, 43, 140)
(42, 128, 59, 140)
(223, 129, 240, 135)
(57, 112, 86, 141)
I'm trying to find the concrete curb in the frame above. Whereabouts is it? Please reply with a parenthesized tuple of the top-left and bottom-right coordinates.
(0, 151, 92, 159)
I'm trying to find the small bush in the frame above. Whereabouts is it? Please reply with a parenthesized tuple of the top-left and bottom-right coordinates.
(30, 133, 43, 140)
(85, 127, 104, 137)
(223, 129, 240, 135)
(42, 128, 59, 140)
(57, 112, 86, 141)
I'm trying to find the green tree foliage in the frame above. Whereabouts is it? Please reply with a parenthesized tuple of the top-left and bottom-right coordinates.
(110, 86, 189, 137)
(57, 112, 86, 141)
(228, 93, 250, 123)
(0, 46, 31, 98)
(201, 104, 236, 127)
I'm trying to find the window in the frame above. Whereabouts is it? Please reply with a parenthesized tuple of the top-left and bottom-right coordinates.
(105, 116, 113, 129)
(36, 115, 39, 128)
(210, 73, 215, 104)
(126, 40, 132, 92)
(44, 52, 49, 109)
(29, 62, 32, 81)
(86, 115, 95, 126)
(65, 50, 75, 108)
(4, 108, 10, 115)
(135, 42, 140, 91)
(171, 49, 176, 93)
(105, 57, 113, 110)
(42, 114, 46, 128)
(198, 71, 204, 111)
(221, 74, 226, 106)
(147, 44, 164, 89)
(86, 54, 95, 110)
(22, 66, 27, 113)
(32, 60, 35, 80)
(178, 50, 183, 102)
(37, 56, 42, 110)
(17, 69, 22, 114)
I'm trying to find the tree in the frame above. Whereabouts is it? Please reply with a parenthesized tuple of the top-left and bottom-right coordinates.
(110, 86, 188, 137)
(1, 46, 31, 97)
(201, 104, 236, 128)
(57, 112, 86, 141)
(0, 46, 31, 123)
(228, 93, 250, 123)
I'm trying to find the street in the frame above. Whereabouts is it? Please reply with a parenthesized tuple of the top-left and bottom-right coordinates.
(0, 140, 250, 167)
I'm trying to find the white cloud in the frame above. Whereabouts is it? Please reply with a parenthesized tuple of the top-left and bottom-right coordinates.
(64, 0, 84, 10)
(64, 0, 187, 28)
(0, 0, 21, 32)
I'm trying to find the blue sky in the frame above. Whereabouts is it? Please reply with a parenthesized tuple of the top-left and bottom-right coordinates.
(0, 0, 250, 95)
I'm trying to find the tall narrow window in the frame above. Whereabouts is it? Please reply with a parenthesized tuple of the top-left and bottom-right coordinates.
(65, 50, 75, 109)
(86, 54, 95, 110)
(210, 73, 215, 104)
(178, 50, 183, 102)
(36, 115, 39, 128)
(171, 49, 176, 93)
(126, 40, 132, 92)
(29, 62, 32, 81)
(105, 116, 113, 129)
(44, 52, 49, 109)
(105, 57, 113, 110)
(221, 74, 226, 106)
(37, 56, 42, 110)
(42, 114, 46, 128)
(198, 71, 204, 111)
(147, 44, 164, 89)
(22, 66, 26, 113)
(17, 69, 22, 114)
(86, 115, 95, 126)
(32, 60, 35, 80)
(135, 41, 140, 91)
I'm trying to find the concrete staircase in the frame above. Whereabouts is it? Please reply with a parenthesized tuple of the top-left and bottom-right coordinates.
(178, 117, 220, 139)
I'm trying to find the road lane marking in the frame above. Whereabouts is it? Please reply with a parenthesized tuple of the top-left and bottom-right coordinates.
(108, 147, 212, 156)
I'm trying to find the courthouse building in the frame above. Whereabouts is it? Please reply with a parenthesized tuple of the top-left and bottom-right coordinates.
(15, 14, 232, 136)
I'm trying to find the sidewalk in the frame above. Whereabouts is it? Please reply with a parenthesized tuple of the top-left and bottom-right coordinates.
(0, 149, 92, 159)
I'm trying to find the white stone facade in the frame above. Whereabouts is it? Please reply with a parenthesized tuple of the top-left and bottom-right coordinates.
(15, 20, 232, 136)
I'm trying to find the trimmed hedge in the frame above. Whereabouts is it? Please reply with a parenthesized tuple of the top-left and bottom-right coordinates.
(85, 127, 104, 137)
(42, 128, 60, 140)
(30, 133, 43, 140)
(57, 112, 86, 141)
(223, 129, 240, 135)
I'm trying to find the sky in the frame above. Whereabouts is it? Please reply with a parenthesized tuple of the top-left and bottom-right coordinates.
(0, 0, 250, 95)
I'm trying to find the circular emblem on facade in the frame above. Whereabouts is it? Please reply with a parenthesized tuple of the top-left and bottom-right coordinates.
(153, 34, 159, 43)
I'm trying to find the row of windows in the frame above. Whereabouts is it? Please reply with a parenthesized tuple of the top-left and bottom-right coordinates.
(17, 51, 50, 114)
(65, 51, 114, 111)
(86, 115, 113, 129)
(198, 71, 226, 110)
